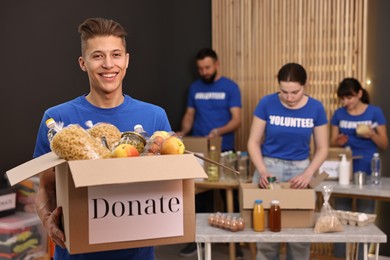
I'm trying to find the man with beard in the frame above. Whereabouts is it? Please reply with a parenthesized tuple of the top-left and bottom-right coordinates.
(177, 48, 242, 152)
(177, 48, 242, 258)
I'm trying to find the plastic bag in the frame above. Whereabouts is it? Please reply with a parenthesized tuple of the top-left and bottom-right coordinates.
(85, 121, 121, 150)
(314, 184, 344, 233)
(51, 124, 111, 160)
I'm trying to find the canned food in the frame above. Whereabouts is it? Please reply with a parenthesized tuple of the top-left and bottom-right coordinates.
(267, 176, 277, 189)
(119, 131, 146, 154)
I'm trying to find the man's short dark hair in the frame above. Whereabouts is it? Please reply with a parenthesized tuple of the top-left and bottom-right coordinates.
(196, 48, 218, 61)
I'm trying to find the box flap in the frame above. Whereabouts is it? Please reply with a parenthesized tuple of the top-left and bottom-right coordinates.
(6, 152, 66, 186)
(68, 154, 207, 188)
(309, 172, 329, 188)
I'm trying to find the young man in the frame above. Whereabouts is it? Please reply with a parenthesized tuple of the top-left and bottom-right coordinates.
(177, 48, 243, 258)
(34, 17, 171, 260)
(177, 48, 242, 152)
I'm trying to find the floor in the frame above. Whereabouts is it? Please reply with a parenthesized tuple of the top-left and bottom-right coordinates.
(155, 243, 251, 260)
(155, 243, 390, 260)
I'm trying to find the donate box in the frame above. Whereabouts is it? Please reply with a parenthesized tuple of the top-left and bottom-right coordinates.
(6, 152, 207, 254)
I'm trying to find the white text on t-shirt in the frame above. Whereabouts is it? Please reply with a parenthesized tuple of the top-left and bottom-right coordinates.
(269, 115, 314, 128)
(195, 92, 226, 100)
(339, 120, 372, 129)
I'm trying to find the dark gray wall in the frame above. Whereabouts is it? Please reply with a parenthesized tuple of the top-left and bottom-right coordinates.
(0, 0, 211, 186)
(367, 0, 390, 256)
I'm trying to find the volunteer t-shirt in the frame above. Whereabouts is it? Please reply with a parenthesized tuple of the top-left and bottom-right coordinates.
(331, 105, 386, 174)
(254, 93, 328, 160)
(187, 76, 241, 151)
(33, 94, 171, 260)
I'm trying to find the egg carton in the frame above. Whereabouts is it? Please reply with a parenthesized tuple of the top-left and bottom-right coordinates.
(334, 210, 376, 227)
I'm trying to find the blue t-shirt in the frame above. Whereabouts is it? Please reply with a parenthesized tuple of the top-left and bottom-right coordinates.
(254, 93, 328, 160)
(331, 105, 386, 174)
(34, 94, 171, 260)
(187, 76, 241, 151)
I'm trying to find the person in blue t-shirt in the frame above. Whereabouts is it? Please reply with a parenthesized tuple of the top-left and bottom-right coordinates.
(34, 17, 171, 260)
(176, 48, 242, 152)
(248, 63, 329, 260)
(330, 78, 388, 260)
(177, 48, 242, 258)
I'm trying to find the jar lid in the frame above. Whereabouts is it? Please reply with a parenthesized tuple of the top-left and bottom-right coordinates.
(121, 131, 146, 145)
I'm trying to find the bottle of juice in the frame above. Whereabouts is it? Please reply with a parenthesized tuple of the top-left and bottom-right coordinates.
(269, 200, 281, 232)
(253, 199, 264, 232)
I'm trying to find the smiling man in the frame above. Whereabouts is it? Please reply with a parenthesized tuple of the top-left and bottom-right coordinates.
(33, 17, 171, 260)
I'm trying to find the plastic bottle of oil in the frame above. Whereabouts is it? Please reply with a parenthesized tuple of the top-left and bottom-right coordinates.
(46, 118, 57, 142)
(207, 145, 219, 181)
(253, 199, 264, 232)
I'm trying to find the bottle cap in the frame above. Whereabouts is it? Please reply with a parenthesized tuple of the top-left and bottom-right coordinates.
(373, 153, 379, 157)
(271, 200, 280, 205)
(255, 199, 263, 204)
(134, 124, 143, 131)
(45, 118, 55, 128)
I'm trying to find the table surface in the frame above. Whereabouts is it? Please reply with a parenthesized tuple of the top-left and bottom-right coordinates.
(195, 213, 387, 244)
(314, 177, 390, 200)
(194, 178, 240, 189)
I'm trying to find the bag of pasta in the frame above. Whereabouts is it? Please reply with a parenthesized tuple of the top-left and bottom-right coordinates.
(51, 124, 111, 160)
(314, 184, 344, 233)
(85, 120, 121, 151)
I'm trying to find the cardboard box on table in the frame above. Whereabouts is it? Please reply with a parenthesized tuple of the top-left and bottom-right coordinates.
(182, 136, 222, 170)
(239, 173, 328, 228)
(318, 147, 353, 180)
(6, 152, 207, 254)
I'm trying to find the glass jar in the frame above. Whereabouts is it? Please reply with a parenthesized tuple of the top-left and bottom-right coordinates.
(119, 131, 146, 154)
(269, 200, 281, 232)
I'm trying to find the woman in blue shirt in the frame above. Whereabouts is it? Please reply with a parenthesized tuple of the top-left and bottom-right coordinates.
(248, 63, 329, 260)
(330, 78, 388, 260)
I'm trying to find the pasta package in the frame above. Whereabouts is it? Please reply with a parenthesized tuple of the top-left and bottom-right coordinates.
(86, 122, 121, 150)
(51, 124, 111, 160)
(314, 185, 344, 233)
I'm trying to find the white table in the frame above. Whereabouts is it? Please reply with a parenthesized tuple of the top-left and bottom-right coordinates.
(315, 177, 390, 202)
(195, 213, 387, 260)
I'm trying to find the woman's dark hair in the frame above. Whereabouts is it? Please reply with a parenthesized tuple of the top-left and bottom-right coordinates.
(277, 63, 307, 85)
(337, 78, 370, 104)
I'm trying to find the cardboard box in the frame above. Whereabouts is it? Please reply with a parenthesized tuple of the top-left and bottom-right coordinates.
(182, 136, 222, 170)
(318, 147, 353, 180)
(0, 212, 47, 259)
(6, 152, 207, 254)
(239, 173, 328, 228)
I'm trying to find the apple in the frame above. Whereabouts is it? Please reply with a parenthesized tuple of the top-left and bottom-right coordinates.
(160, 136, 185, 155)
(150, 130, 171, 140)
(111, 144, 140, 158)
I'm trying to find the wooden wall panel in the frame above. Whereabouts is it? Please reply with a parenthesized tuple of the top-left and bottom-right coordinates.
(212, 0, 367, 152)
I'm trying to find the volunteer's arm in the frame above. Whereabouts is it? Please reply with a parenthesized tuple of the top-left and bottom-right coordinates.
(35, 168, 66, 248)
(290, 124, 329, 189)
(247, 116, 272, 188)
(176, 107, 195, 137)
(208, 107, 241, 137)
